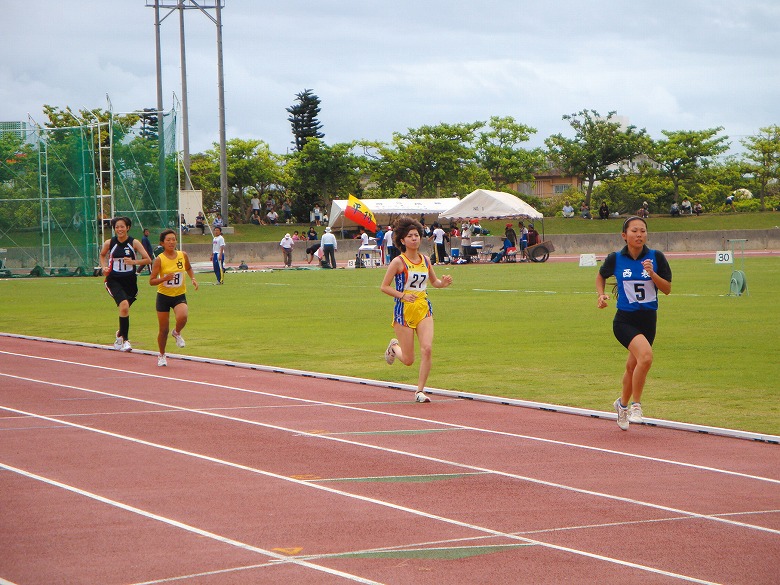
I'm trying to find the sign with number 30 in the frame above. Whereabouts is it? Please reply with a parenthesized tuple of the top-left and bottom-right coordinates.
(715, 251, 733, 264)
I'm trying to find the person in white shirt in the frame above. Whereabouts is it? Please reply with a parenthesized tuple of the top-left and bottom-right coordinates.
(250, 195, 261, 218)
(383, 226, 397, 263)
(279, 233, 294, 267)
(430, 222, 449, 264)
(212, 227, 226, 284)
(359, 228, 370, 247)
(320, 226, 338, 268)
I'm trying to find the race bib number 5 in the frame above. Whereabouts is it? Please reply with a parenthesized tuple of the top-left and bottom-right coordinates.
(622, 280, 657, 304)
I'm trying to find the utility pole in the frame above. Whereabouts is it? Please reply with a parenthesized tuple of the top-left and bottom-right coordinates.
(147, 1, 228, 222)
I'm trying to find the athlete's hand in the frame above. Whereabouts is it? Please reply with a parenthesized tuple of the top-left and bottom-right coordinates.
(440, 274, 453, 287)
(597, 293, 609, 309)
(642, 259, 655, 276)
(101, 267, 109, 276)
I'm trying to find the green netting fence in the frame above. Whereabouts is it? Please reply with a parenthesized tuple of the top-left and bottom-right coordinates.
(0, 108, 178, 277)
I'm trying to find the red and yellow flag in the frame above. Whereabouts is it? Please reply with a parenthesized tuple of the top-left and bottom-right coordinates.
(344, 194, 377, 232)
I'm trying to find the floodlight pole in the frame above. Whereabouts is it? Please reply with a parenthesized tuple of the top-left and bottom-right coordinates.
(153, 0, 167, 220)
(215, 1, 228, 225)
(178, 1, 192, 190)
(148, 0, 228, 224)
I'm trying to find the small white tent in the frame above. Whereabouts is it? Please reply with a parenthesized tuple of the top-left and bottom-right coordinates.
(328, 198, 460, 232)
(438, 189, 542, 220)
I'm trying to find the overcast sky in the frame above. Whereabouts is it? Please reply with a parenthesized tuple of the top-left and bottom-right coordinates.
(3, 0, 778, 157)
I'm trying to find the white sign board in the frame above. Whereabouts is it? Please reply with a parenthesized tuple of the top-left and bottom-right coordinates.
(715, 250, 733, 264)
(579, 253, 598, 267)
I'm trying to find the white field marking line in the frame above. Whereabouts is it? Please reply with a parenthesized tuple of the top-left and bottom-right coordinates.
(311, 472, 489, 482)
(0, 407, 723, 585)
(3, 371, 779, 541)
(0, 462, 381, 585)
(128, 563, 279, 585)
(1, 350, 776, 485)
(4, 339, 777, 445)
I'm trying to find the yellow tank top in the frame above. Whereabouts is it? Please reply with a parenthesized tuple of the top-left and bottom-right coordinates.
(157, 251, 187, 297)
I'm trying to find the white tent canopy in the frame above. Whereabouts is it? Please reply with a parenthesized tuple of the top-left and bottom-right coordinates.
(438, 189, 543, 220)
(328, 197, 460, 231)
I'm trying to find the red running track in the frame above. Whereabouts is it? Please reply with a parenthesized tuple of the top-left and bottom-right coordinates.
(1, 335, 778, 584)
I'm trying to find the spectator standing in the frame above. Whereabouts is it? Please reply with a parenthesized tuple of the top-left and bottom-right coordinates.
(596, 216, 672, 430)
(527, 224, 540, 247)
(212, 226, 226, 284)
(321, 226, 338, 268)
(504, 223, 518, 249)
(384, 225, 398, 263)
(375, 225, 386, 265)
(430, 222, 449, 264)
(313, 205, 322, 225)
(250, 194, 261, 218)
(279, 233, 294, 267)
(282, 198, 292, 224)
(726, 193, 736, 212)
(518, 222, 529, 260)
(139, 228, 155, 274)
(459, 222, 472, 261)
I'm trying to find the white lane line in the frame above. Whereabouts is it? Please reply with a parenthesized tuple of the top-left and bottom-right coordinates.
(1, 352, 777, 484)
(0, 407, 721, 585)
(0, 462, 381, 585)
(2, 371, 779, 539)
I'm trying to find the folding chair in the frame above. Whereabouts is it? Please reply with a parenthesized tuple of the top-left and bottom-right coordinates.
(478, 244, 494, 263)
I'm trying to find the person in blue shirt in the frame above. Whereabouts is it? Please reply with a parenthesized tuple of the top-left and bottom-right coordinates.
(596, 216, 672, 430)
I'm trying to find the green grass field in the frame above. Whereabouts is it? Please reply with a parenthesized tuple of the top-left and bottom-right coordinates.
(2, 255, 778, 435)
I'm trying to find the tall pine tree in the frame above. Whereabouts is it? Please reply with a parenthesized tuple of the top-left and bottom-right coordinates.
(287, 89, 324, 151)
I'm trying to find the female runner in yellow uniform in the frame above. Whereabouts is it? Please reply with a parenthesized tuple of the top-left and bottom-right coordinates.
(380, 217, 452, 402)
(149, 229, 198, 366)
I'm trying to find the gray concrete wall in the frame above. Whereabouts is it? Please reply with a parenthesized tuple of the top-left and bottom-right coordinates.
(182, 228, 780, 264)
(3, 228, 778, 269)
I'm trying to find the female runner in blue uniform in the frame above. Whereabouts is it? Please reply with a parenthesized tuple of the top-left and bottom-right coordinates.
(380, 217, 452, 403)
(596, 216, 672, 430)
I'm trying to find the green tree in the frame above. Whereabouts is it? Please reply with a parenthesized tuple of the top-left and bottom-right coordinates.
(373, 122, 484, 198)
(193, 139, 284, 223)
(652, 128, 730, 203)
(287, 89, 324, 152)
(475, 116, 543, 189)
(741, 125, 780, 210)
(545, 110, 649, 206)
(284, 139, 361, 220)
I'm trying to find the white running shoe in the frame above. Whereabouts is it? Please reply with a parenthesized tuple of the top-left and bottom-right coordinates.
(628, 402, 644, 424)
(614, 398, 629, 430)
(172, 330, 186, 348)
(415, 391, 431, 403)
(114, 331, 123, 350)
(157, 354, 167, 367)
(121, 340, 132, 352)
(385, 339, 398, 365)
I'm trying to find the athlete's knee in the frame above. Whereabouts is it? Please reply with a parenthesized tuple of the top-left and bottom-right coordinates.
(419, 343, 432, 361)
